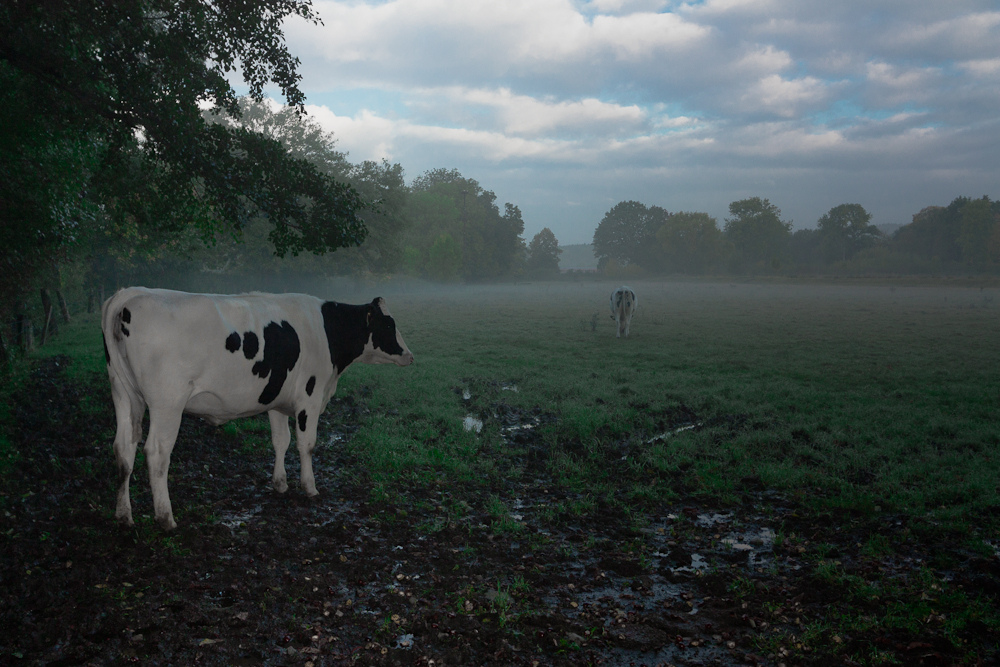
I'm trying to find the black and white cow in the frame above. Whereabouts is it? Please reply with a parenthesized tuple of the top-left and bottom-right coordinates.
(610, 285, 638, 338)
(102, 287, 414, 530)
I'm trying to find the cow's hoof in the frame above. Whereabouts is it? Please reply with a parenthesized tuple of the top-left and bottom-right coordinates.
(304, 488, 319, 498)
(157, 516, 178, 531)
(116, 515, 134, 527)
(273, 480, 289, 494)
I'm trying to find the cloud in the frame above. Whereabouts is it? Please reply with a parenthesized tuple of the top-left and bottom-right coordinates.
(277, 0, 999, 244)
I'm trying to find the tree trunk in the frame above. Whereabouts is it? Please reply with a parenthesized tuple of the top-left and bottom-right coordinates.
(40, 288, 56, 345)
(57, 289, 71, 324)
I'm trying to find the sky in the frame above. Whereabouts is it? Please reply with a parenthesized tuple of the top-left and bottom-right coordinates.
(264, 0, 1000, 245)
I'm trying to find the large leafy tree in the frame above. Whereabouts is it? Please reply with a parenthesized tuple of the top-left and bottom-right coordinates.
(1, 0, 366, 319)
(816, 203, 881, 263)
(654, 211, 723, 274)
(592, 201, 669, 271)
(723, 197, 792, 270)
(526, 228, 562, 274)
(892, 197, 968, 263)
(407, 168, 525, 281)
(206, 99, 407, 276)
(957, 196, 1000, 265)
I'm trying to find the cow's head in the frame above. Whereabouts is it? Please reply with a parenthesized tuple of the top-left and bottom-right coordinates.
(364, 297, 414, 366)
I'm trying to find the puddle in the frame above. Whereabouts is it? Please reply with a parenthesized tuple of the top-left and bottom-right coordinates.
(218, 505, 262, 529)
(646, 423, 701, 443)
(463, 415, 483, 433)
(695, 512, 732, 527)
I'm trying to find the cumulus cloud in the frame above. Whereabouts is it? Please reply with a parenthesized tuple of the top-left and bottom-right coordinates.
(279, 0, 998, 243)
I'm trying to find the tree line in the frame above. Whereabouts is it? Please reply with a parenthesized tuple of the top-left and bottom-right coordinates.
(593, 196, 1000, 277)
(2, 0, 996, 364)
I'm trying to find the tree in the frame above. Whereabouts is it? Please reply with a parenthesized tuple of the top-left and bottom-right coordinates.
(891, 197, 967, 263)
(816, 204, 881, 263)
(426, 234, 462, 281)
(1, 0, 367, 323)
(654, 211, 723, 273)
(408, 169, 525, 281)
(592, 201, 669, 271)
(957, 196, 1000, 265)
(723, 197, 792, 270)
(526, 228, 562, 274)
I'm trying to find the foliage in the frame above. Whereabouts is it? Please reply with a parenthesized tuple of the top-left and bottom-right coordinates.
(0, 0, 367, 321)
(723, 197, 792, 271)
(405, 169, 525, 281)
(526, 228, 562, 274)
(592, 201, 669, 271)
(426, 234, 462, 281)
(957, 196, 1000, 265)
(816, 203, 882, 263)
(892, 198, 967, 263)
(654, 211, 725, 273)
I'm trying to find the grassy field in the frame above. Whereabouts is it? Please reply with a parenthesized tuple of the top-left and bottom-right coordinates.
(317, 278, 1000, 529)
(15, 276, 1000, 664)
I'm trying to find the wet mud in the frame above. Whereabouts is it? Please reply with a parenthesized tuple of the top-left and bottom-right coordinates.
(2, 357, 998, 666)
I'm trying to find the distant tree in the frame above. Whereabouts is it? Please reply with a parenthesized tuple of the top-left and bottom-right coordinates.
(654, 211, 723, 273)
(723, 197, 792, 270)
(891, 197, 967, 263)
(408, 169, 524, 281)
(789, 228, 822, 270)
(526, 228, 562, 274)
(957, 196, 1000, 264)
(592, 201, 669, 271)
(816, 204, 882, 263)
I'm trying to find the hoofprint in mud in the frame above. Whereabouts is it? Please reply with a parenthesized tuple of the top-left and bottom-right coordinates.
(101, 288, 414, 530)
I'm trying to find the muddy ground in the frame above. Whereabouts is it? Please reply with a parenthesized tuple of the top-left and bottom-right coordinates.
(2, 356, 999, 666)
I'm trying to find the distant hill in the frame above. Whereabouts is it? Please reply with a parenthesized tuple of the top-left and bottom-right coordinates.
(558, 244, 597, 270)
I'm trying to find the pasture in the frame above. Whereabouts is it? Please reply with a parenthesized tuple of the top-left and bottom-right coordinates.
(1, 278, 999, 665)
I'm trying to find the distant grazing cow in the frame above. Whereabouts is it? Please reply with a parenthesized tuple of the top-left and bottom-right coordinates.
(610, 286, 638, 338)
(102, 287, 414, 530)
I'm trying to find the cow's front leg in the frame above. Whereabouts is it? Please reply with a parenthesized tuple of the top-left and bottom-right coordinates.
(145, 407, 182, 531)
(269, 410, 291, 493)
(295, 408, 320, 497)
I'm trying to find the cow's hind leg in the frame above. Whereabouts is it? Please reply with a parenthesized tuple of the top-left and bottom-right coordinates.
(269, 410, 291, 493)
(145, 406, 183, 530)
(111, 378, 145, 526)
(295, 408, 321, 497)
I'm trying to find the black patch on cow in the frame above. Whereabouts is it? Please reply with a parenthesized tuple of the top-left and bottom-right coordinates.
(370, 300, 405, 357)
(251, 321, 300, 405)
(225, 332, 241, 353)
(321, 301, 368, 373)
(120, 323, 130, 337)
(242, 331, 259, 360)
(103, 333, 110, 364)
(298, 410, 307, 432)
(306, 376, 316, 396)
(121, 307, 131, 323)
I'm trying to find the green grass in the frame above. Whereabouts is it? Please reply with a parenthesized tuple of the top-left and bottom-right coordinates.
(14, 280, 1000, 532)
(339, 279, 1000, 530)
(6, 279, 1000, 663)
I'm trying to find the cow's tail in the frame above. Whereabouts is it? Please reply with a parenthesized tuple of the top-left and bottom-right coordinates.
(101, 288, 144, 442)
